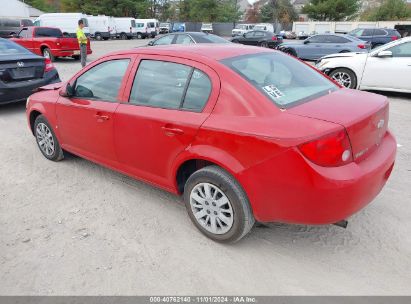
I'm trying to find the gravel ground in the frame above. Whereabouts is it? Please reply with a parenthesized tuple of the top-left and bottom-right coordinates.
(0, 39, 410, 295)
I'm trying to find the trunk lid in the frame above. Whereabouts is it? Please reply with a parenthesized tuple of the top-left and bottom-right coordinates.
(0, 55, 45, 83)
(288, 89, 389, 162)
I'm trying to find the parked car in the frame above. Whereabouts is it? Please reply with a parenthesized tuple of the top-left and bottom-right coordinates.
(285, 31, 297, 39)
(26, 44, 396, 242)
(148, 32, 230, 46)
(138, 19, 159, 38)
(0, 38, 60, 105)
(254, 23, 274, 33)
(277, 34, 370, 61)
(394, 24, 411, 37)
(87, 15, 116, 40)
(0, 18, 33, 38)
(316, 37, 411, 93)
(231, 30, 283, 48)
(201, 23, 213, 34)
(114, 18, 137, 39)
(11, 26, 92, 61)
(159, 22, 171, 34)
(348, 28, 401, 49)
(34, 13, 90, 37)
(172, 22, 186, 32)
(232, 24, 254, 37)
(298, 31, 309, 40)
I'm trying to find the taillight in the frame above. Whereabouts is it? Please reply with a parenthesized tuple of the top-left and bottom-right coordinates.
(272, 36, 277, 41)
(44, 58, 54, 73)
(357, 44, 367, 49)
(391, 36, 398, 41)
(298, 129, 353, 167)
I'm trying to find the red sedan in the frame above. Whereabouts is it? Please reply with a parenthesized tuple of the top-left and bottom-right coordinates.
(26, 44, 396, 243)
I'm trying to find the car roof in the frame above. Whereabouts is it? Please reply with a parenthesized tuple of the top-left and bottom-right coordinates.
(115, 44, 268, 61)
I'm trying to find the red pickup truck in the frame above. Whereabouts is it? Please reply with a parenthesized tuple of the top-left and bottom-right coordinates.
(11, 26, 92, 61)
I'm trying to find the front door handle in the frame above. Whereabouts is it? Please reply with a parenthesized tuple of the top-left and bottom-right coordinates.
(95, 112, 109, 121)
(162, 125, 184, 136)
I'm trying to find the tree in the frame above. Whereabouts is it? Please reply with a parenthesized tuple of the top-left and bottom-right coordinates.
(24, 0, 59, 12)
(362, 0, 411, 21)
(302, 0, 360, 21)
(260, 0, 297, 28)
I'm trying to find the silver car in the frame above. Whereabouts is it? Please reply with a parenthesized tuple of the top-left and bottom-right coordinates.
(277, 34, 371, 61)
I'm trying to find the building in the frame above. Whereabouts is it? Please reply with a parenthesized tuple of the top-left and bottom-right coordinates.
(0, 0, 44, 18)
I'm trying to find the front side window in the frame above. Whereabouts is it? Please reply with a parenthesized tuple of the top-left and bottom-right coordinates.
(387, 42, 411, 57)
(222, 52, 337, 108)
(175, 34, 193, 45)
(74, 59, 130, 102)
(307, 35, 325, 43)
(153, 35, 175, 45)
(129, 60, 212, 111)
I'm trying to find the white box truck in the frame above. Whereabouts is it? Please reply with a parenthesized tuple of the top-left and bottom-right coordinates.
(34, 13, 90, 37)
(87, 15, 116, 40)
(114, 17, 137, 39)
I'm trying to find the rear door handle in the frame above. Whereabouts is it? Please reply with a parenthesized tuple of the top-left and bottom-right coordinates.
(162, 125, 184, 136)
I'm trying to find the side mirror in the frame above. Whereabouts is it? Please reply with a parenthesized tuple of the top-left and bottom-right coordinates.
(303, 40, 310, 44)
(147, 41, 154, 46)
(377, 50, 392, 58)
(59, 83, 74, 97)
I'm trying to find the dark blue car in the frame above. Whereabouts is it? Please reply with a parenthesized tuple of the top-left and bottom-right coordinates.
(277, 34, 370, 61)
(348, 28, 401, 49)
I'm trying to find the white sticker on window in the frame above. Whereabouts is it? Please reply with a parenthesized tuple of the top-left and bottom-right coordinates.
(262, 85, 284, 99)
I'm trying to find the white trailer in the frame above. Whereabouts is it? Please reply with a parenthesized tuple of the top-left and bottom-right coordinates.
(87, 15, 116, 40)
(34, 13, 90, 36)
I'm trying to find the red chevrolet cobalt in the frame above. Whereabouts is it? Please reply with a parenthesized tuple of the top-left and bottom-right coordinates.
(26, 45, 396, 242)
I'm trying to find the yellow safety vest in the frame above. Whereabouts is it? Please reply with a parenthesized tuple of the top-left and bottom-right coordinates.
(76, 27, 87, 45)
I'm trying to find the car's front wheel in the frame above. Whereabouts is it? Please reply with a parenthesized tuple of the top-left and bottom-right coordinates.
(184, 166, 255, 243)
(34, 115, 64, 161)
(329, 68, 357, 89)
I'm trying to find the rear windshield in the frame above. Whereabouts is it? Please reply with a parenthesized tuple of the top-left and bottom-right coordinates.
(0, 39, 30, 55)
(221, 52, 338, 108)
(195, 34, 230, 43)
(35, 27, 62, 38)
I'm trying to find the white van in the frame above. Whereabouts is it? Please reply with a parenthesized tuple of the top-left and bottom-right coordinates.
(254, 23, 275, 33)
(232, 24, 254, 36)
(34, 13, 90, 37)
(114, 17, 137, 39)
(138, 19, 159, 38)
(134, 19, 149, 39)
(87, 15, 116, 40)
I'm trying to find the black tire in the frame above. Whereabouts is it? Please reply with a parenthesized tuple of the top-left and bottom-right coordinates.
(42, 47, 55, 61)
(260, 41, 268, 48)
(372, 43, 383, 49)
(103, 37, 109, 41)
(184, 166, 255, 243)
(95, 33, 102, 41)
(329, 68, 357, 89)
(72, 55, 80, 60)
(137, 32, 143, 39)
(34, 115, 64, 162)
(120, 33, 128, 40)
(340, 50, 350, 53)
(232, 39, 239, 43)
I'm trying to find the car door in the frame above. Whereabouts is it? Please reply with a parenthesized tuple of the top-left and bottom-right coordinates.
(361, 41, 411, 91)
(299, 35, 324, 59)
(241, 31, 255, 45)
(252, 31, 265, 46)
(56, 55, 134, 164)
(114, 55, 220, 189)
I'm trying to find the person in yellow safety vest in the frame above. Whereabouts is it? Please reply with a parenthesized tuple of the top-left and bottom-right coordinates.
(76, 19, 88, 68)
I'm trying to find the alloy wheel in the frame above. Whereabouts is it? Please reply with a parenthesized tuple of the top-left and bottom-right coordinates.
(332, 72, 352, 88)
(190, 183, 234, 235)
(36, 122, 55, 156)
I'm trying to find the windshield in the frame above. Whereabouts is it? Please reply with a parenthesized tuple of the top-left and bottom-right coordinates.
(221, 52, 338, 108)
(160, 23, 169, 27)
(0, 39, 30, 55)
(235, 25, 247, 30)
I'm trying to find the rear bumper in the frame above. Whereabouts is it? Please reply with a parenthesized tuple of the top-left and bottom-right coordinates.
(52, 49, 92, 57)
(0, 69, 60, 105)
(241, 131, 397, 224)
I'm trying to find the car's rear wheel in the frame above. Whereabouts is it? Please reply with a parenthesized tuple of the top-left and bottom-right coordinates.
(42, 47, 55, 61)
(184, 166, 255, 243)
(72, 55, 80, 60)
(329, 68, 357, 89)
(137, 33, 143, 39)
(120, 33, 128, 40)
(260, 41, 268, 48)
(95, 33, 102, 41)
(34, 115, 64, 161)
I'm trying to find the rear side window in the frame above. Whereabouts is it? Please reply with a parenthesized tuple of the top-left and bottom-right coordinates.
(129, 60, 212, 111)
(153, 35, 174, 45)
(328, 36, 350, 43)
(74, 59, 130, 102)
(175, 34, 193, 45)
(35, 28, 62, 38)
